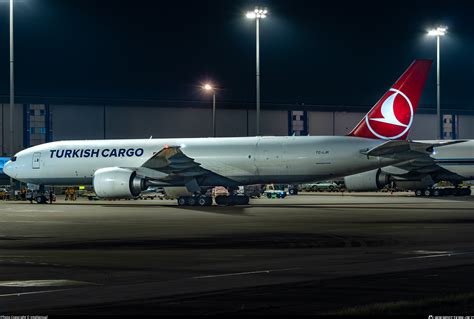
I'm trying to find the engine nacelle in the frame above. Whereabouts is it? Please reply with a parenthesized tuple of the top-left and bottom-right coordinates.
(93, 167, 146, 198)
(344, 169, 390, 191)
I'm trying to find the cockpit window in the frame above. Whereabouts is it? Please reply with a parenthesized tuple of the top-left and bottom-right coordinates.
(10, 156, 16, 162)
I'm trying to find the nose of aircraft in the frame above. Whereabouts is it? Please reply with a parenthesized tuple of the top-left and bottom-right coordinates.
(3, 160, 13, 177)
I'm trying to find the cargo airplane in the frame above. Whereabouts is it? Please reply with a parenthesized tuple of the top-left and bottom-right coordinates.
(4, 59, 460, 205)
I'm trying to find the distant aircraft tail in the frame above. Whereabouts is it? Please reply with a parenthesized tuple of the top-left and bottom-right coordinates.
(348, 59, 432, 140)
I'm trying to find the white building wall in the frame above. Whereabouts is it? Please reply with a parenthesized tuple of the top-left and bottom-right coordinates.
(47, 105, 474, 143)
(408, 114, 437, 139)
(334, 112, 363, 135)
(458, 115, 474, 139)
(51, 105, 105, 140)
(0, 104, 24, 155)
(308, 111, 334, 136)
(247, 110, 288, 136)
(105, 106, 212, 139)
(216, 109, 248, 137)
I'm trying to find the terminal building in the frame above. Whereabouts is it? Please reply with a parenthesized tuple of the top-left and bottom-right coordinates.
(1, 97, 474, 157)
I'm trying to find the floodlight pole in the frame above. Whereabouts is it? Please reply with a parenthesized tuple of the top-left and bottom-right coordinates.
(212, 91, 216, 137)
(9, 0, 15, 197)
(436, 35, 441, 140)
(10, 0, 14, 155)
(246, 8, 267, 135)
(255, 17, 260, 136)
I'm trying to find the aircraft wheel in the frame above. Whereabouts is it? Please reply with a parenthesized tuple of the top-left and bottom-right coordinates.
(35, 195, 47, 204)
(177, 197, 187, 206)
(289, 188, 298, 195)
(186, 196, 197, 206)
(197, 196, 209, 207)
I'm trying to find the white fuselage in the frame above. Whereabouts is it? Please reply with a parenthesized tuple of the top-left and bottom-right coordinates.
(5, 136, 411, 187)
(430, 140, 474, 180)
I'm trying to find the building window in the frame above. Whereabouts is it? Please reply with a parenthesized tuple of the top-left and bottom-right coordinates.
(39, 127, 46, 134)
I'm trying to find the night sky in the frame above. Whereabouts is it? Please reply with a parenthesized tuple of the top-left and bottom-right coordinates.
(0, 0, 473, 109)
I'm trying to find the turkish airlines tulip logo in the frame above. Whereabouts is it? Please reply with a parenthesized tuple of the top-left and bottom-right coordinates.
(365, 88, 413, 139)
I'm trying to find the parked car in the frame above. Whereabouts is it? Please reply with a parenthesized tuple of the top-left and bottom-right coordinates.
(302, 182, 340, 192)
(139, 186, 159, 200)
(263, 184, 287, 199)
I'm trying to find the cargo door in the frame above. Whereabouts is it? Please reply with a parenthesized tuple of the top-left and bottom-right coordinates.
(32, 152, 41, 169)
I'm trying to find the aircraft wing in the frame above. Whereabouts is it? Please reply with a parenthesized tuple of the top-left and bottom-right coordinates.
(139, 146, 239, 190)
(387, 157, 447, 175)
(373, 140, 469, 178)
(141, 146, 207, 178)
(362, 140, 466, 157)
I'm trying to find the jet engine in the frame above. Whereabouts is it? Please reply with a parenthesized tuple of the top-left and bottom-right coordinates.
(344, 169, 390, 191)
(93, 167, 146, 198)
(345, 169, 436, 192)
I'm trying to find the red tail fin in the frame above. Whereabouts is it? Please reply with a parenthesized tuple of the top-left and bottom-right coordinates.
(348, 59, 432, 140)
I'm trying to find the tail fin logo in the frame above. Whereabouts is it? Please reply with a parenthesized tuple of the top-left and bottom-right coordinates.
(365, 88, 413, 140)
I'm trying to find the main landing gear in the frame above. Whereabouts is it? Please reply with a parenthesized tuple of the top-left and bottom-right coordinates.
(414, 188, 472, 197)
(176, 194, 250, 207)
(177, 195, 213, 207)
